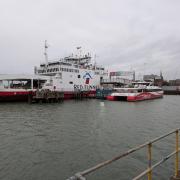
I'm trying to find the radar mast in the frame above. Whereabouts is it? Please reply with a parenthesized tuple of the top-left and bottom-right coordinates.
(44, 40, 48, 65)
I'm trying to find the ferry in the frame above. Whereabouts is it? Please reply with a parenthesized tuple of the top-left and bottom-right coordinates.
(34, 42, 108, 99)
(0, 74, 47, 102)
(107, 82, 164, 101)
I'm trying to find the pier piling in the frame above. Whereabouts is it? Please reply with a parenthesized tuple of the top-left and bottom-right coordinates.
(31, 89, 64, 103)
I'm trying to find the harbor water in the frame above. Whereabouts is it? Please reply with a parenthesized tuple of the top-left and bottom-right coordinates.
(0, 96, 180, 180)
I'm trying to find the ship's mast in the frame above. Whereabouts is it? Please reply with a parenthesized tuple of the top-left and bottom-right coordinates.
(44, 40, 48, 65)
(77, 46, 81, 64)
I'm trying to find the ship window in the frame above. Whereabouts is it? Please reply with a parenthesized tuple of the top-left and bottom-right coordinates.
(69, 81, 73, 84)
(78, 75, 81, 78)
(95, 72, 100, 75)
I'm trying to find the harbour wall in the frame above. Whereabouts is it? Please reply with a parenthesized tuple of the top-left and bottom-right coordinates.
(162, 86, 180, 95)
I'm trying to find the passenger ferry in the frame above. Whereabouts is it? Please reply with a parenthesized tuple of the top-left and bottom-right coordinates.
(107, 82, 164, 101)
(34, 42, 108, 99)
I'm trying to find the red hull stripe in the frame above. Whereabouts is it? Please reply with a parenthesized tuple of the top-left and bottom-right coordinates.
(0, 91, 31, 96)
(62, 90, 96, 100)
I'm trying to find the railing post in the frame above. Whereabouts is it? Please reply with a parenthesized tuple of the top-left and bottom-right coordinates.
(175, 130, 179, 177)
(147, 143, 152, 180)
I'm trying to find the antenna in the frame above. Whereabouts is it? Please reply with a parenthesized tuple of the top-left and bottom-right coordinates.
(44, 40, 48, 65)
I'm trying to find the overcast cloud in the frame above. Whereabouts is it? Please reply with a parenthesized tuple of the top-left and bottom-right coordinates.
(0, 0, 180, 79)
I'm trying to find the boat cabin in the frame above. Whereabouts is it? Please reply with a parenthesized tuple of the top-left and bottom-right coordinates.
(0, 75, 48, 90)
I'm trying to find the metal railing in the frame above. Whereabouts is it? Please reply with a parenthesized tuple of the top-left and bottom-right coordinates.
(67, 129, 180, 180)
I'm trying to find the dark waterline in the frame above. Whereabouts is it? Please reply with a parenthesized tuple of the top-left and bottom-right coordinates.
(0, 96, 180, 180)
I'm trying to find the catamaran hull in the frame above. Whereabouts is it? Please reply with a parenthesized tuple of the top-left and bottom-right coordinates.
(127, 92, 163, 101)
(107, 92, 163, 102)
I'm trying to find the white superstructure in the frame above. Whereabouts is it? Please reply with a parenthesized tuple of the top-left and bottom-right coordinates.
(34, 44, 108, 92)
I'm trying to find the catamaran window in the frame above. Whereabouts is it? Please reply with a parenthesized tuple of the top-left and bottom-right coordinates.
(145, 89, 161, 92)
(78, 75, 81, 78)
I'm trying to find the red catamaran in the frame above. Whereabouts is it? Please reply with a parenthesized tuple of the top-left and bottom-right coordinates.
(107, 82, 164, 101)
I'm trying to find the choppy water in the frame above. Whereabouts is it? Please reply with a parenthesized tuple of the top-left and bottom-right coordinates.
(0, 96, 180, 180)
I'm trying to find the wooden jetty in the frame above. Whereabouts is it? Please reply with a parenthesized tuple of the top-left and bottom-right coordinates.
(28, 89, 64, 103)
(162, 86, 180, 95)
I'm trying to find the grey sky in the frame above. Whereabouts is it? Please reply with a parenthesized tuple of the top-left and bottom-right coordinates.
(0, 0, 180, 79)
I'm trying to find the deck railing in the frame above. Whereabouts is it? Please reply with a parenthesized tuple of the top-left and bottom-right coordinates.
(67, 129, 180, 180)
